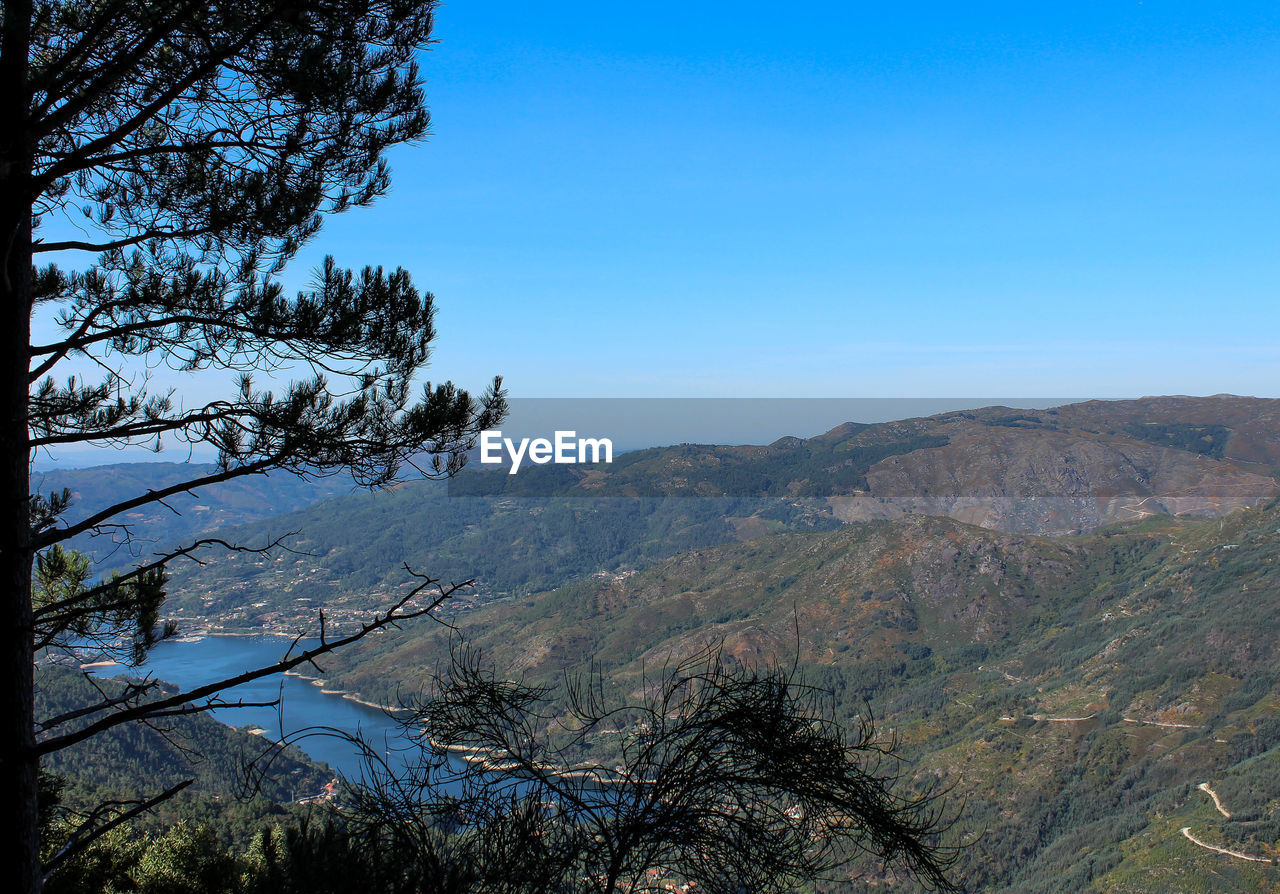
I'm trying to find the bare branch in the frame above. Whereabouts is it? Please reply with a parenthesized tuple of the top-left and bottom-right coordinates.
(34, 535, 292, 623)
(35, 576, 471, 757)
(36, 677, 161, 733)
(36, 459, 278, 548)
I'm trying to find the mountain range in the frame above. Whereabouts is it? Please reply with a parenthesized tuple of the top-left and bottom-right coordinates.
(43, 394, 1280, 891)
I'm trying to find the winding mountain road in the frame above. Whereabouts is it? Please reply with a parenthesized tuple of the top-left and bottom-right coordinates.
(1180, 827, 1270, 863)
(1180, 782, 1273, 864)
(1198, 782, 1230, 818)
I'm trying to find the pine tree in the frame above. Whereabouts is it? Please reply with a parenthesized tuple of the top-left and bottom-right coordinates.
(0, 3, 502, 890)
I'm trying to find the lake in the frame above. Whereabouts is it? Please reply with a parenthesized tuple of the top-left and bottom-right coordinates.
(94, 634, 413, 780)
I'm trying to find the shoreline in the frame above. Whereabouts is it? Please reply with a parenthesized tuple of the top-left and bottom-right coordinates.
(154, 627, 403, 714)
(81, 631, 407, 717)
(168, 629, 408, 712)
(80, 634, 419, 780)
(280, 668, 405, 714)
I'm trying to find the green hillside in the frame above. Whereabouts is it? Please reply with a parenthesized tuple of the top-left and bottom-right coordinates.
(35, 463, 349, 569)
(158, 396, 1280, 634)
(37, 665, 333, 847)
(48, 396, 1280, 891)
(160, 486, 840, 631)
(312, 501, 1280, 892)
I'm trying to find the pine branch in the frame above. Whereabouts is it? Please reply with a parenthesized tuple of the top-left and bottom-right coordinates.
(34, 226, 214, 255)
(33, 2, 289, 181)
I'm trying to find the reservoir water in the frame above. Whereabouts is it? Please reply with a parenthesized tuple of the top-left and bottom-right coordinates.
(95, 635, 412, 780)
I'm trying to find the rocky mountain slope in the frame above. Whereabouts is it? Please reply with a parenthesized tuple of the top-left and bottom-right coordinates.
(315, 499, 1280, 892)
(459, 395, 1280, 535)
(830, 395, 1280, 533)
(160, 396, 1280, 627)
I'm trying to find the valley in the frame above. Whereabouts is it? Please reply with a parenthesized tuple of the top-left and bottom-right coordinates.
(41, 395, 1280, 892)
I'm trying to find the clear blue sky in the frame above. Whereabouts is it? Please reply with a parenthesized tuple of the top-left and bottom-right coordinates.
(201, 3, 1280, 399)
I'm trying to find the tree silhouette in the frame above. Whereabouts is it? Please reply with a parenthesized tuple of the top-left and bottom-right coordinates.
(267, 645, 958, 893)
(3, 4, 960, 892)
(1, 2, 503, 891)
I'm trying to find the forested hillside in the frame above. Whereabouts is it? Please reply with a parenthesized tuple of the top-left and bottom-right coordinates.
(313, 499, 1280, 891)
(37, 665, 332, 847)
(154, 396, 1280, 635)
(34, 464, 348, 569)
(40, 396, 1280, 891)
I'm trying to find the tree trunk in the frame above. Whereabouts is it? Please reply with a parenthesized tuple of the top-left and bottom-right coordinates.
(0, 218, 39, 894)
(0, 230, 39, 893)
(1, 2, 38, 891)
